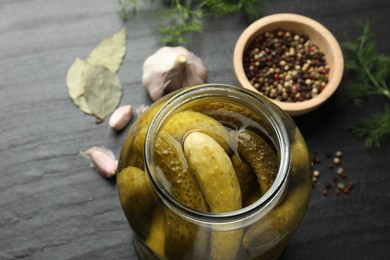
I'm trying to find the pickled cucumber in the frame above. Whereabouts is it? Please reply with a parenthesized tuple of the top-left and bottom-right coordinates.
(244, 186, 262, 207)
(236, 130, 278, 195)
(242, 177, 312, 258)
(184, 132, 241, 212)
(145, 208, 166, 259)
(210, 230, 244, 260)
(241, 130, 312, 259)
(118, 102, 163, 170)
(231, 154, 257, 203)
(117, 166, 154, 234)
(132, 126, 148, 169)
(131, 110, 232, 169)
(136, 102, 164, 130)
(154, 131, 209, 211)
(290, 128, 311, 179)
(183, 132, 242, 259)
(162, 110, 232, 154)
(154, 130, 209, 258)
(191, 101, 271, 133)
(164, 209, 209, 259)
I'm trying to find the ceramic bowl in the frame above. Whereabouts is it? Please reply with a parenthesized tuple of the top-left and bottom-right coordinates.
(233, 13, 344, 116)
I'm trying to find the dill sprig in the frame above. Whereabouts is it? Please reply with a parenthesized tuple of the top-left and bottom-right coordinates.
(201, 0, 262, 20)
(118, 0, 262, 46)
(118, 0, 139, 21)
(352, 106, 390, 148)
(158, 0, 203, 46)
(343, 22, 390, 148)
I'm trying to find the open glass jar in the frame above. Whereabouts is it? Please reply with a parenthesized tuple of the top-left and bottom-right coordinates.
(117, 84, 312, 260)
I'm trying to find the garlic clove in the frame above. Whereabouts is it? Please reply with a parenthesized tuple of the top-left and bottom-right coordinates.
(142, 46, 208, 101)
(109, 105, 133, 131)
(81, 146, 117, 178)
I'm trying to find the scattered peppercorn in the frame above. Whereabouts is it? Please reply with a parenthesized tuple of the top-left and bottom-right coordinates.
(337, 182, 345, 189)
(311, 149, 355, 197)
(335, 150, 343, 158)
(333, 157, 341, 165)
(336, 167, 344, 175)
(243, 29, 329, 102)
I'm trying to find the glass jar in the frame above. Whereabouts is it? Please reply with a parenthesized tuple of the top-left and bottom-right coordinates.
(117, 84, 312, 260)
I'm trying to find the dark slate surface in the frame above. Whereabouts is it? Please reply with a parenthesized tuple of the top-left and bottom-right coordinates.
(1, 0, 389, 259)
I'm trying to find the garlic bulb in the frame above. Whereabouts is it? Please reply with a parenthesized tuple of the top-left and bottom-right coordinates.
(142, 46, 208, 101)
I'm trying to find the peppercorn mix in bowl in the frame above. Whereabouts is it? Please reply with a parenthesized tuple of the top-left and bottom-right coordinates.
(233, 13, 344, 116)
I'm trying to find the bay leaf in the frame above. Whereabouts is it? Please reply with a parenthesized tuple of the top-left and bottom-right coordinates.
(87, 28, 127, 74)
(66, 58, 93, 114)
(83, 63, 122, 121)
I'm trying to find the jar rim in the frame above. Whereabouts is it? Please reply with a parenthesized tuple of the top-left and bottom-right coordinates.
(144, 84, 290, 230)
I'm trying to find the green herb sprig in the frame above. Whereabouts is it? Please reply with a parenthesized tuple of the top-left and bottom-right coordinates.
(118, 0, 139, 21)
(118, 0, 262, 46)
(200, 0, 261, 20)
(352, 106, 390, 148)
(343, 22, 390, 148)
(158, 0, 204, 46)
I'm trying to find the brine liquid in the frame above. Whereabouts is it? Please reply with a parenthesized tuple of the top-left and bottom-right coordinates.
(117, 98, 312, 260)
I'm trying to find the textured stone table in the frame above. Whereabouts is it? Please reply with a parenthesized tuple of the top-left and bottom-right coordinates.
(1, 0, 389, 259)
